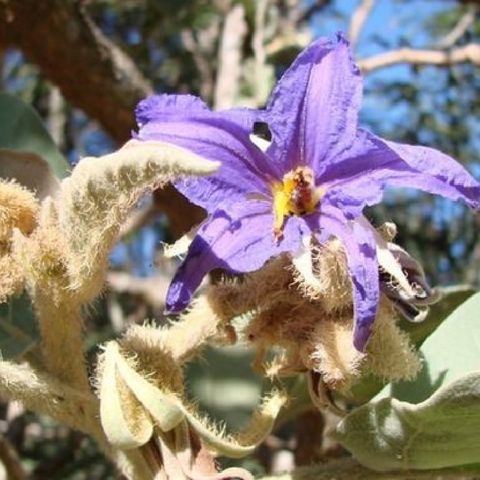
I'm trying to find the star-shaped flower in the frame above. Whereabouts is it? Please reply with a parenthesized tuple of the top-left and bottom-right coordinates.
(135, 34, 480, 351)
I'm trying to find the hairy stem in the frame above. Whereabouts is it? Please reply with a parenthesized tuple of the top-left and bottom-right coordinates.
(35, 293, 90, 392)
(159, 295, 227, 363)
(0, 360, 96, 434)
(0, 361, 134, 475)
(124, 293, 230, 367)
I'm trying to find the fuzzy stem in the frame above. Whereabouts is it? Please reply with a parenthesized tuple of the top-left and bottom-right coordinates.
(0, 360, 97, 434)
(162, 297, 229, 363)
(35, 292, 90, 392)
(125, 295, 227, 365)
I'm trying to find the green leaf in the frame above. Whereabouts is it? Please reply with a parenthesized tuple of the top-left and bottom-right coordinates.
(335, 292, 480, 471)
(0, 293, 39, 359)
(336, 373, 480, 471)
(381, 290, 480, 403)
(0, 149, 60, 199)
(0, 93, 69, 178)
(398, 285, 476, 347)
(347, 286, 476, 404)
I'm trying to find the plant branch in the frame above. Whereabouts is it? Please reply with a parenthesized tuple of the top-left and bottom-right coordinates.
(436, 6, 477, 49)
(0, 360, 151, 478)
(213, 2, 247, 110)
(180, 29, 215, 101)
(0, 433, 27, 480)
(358, 43, 480, 73)
(0, 0, 211, 237)
(35, 296, 91, 392)
(252, 0, 269, 105)
(348, 0, 375, 48)
(123, 292, 231, 365)
(0, 0, 152, 144)
(0, 360, 98, 434)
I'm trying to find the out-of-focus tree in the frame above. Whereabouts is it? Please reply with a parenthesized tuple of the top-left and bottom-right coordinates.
(0, 0, 479, 477)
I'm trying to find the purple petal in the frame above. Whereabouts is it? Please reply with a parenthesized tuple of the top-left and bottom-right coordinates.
(135, 94, 209, 126)
(264, 34, 362, 174)
(381, 138, 480, 209)
(321, 130, 480, 217)
(165, 201, 309, 313)
(313, 206, 379, 351)
(135, 95, 277, 212)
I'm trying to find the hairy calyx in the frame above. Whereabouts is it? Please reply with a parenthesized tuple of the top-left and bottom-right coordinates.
(272, 166, 323, 239)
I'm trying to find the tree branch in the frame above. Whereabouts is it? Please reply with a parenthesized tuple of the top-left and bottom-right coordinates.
(252, 0, 269, 105)
(213, 2, 247, 109)
(358, 43, 480, 73)
(0, 0, 152, 144)
(291, 0, 331, 26)
(348, 0, 375, 48)
(0, 434, 27, 480)
(180, 29, 215, 101)
(436, 5, 477, 49)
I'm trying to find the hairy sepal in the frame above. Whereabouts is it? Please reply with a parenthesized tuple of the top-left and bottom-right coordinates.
(188, 389, 287, 458)
(0, 178, 39, 241)
(100, 342, 154, 449)
(99, 334, 286, 458)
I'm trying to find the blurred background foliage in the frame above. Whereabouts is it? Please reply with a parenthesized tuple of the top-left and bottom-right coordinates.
(0, 0, 479, 478)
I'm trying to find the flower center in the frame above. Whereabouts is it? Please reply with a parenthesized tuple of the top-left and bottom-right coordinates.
(271, 166, 324, 240)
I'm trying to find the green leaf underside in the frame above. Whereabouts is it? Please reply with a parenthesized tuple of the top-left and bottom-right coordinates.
(336, 292, 480, 471)
(398, 285, 476, 347)
(381, 290, 480, 403)
(348, 286, 476, 404)
(0, 93, 69, 178)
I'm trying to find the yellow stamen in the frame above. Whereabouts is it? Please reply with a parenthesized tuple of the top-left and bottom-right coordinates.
(272, 182, 289, 239)
(271, 166, 325, 240)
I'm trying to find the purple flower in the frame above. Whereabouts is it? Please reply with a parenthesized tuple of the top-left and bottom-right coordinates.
(135, 34, 480, 351)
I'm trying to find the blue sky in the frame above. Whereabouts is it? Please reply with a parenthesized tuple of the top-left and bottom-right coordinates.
(313, 0, 460, 82)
